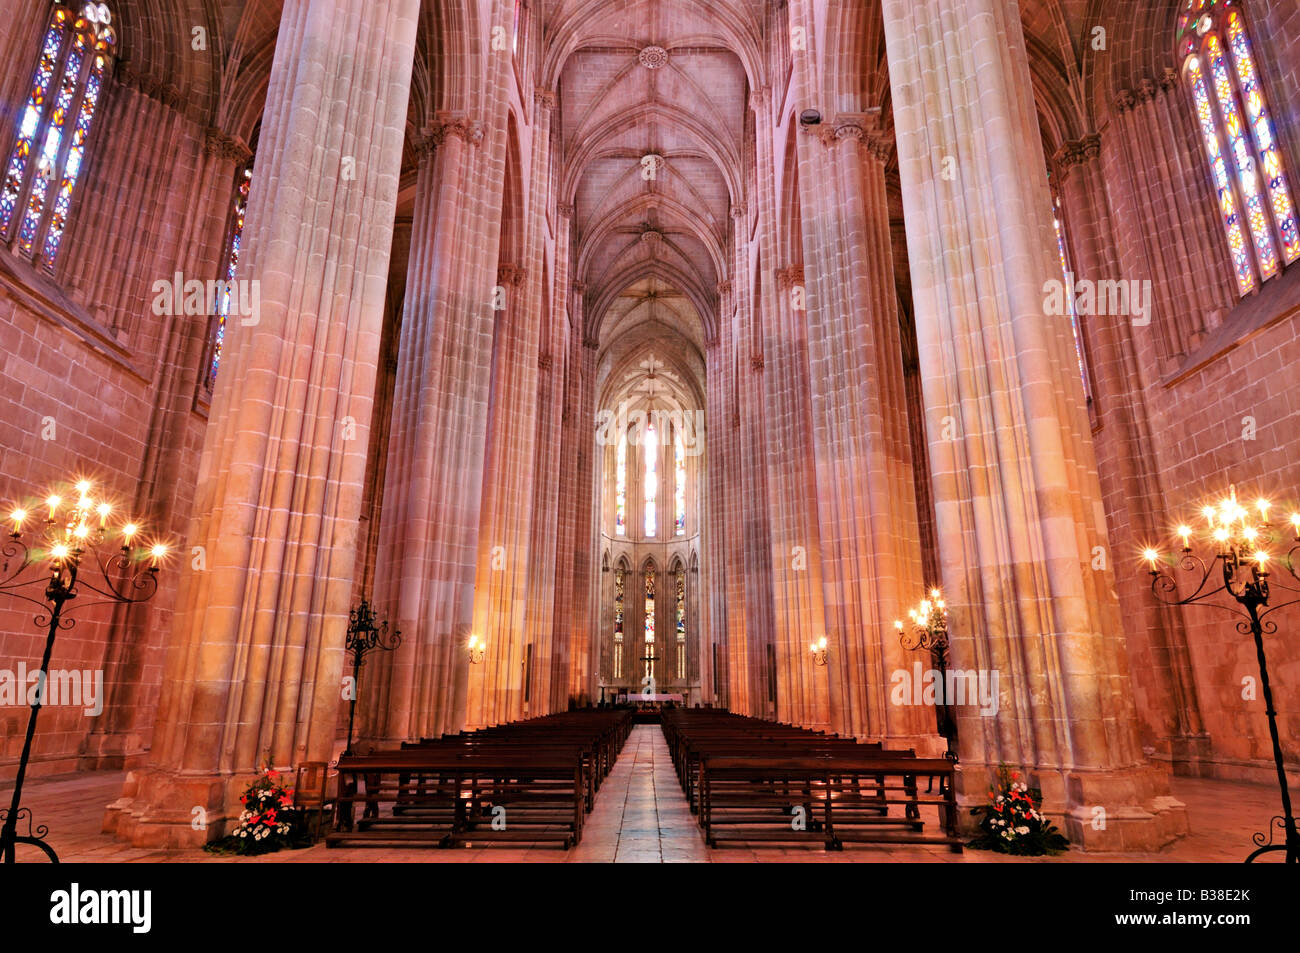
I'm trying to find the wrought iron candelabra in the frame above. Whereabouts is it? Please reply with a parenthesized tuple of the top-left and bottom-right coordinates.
(343, 598, 400, 756)
(895, 588, 958, 762)
(1144, 485, 1299, 863)
(0, 480, 164, 863)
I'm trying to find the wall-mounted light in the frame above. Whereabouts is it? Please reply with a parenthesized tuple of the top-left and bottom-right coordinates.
(809, 635, 828, 666)
(467, 635, 486, 665)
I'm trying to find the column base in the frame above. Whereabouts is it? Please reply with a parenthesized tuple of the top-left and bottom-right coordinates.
(102, 767, 236, 849)
(955, 760, 1189, 852)
(78, 730, 148, 771)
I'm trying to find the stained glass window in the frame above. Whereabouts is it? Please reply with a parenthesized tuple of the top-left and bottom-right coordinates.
(1179, 1, 1296, 294)
(674, 428, 686, 535)
(615, 434, 627, 536)
(209, 164, 253, 388)
(1052, 206, 1091, 400)
(675, 570, 686, 680)
(613, 568, 624, 678)
(643, 569, 656, 681)
(1, 4, 115, 271)
(643, 421, 658, 537)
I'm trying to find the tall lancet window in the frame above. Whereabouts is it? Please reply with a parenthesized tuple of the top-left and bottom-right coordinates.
(643, 421, 658, 537)
(1051, 197, 1091, 402)
(674, 428, 686, 535)
(613, 568, 625, 678)
(208, 163, 253, 388)
(643, 569, 656, 681)
(614, 434, 627, 536)
(1179, 1, 1298, 295)
(0, 3, 115, 271)
(675, 569, 686, 680)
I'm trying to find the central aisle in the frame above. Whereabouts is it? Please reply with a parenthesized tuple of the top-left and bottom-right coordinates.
(570, 724, 709, 863)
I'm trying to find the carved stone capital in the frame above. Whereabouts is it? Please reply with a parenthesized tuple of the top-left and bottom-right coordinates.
(583, 335, 600, 350)
(775, 266, 804, 290)
(1113, 89, 1137, 113)
(203, 127, 252, 165)
(497, 263, 527, 287)
(557, 203, 575, 217)
(572, 280, 588, 297)
(1160, 67, 1180, 92)
(730, 204, 747, 220)
(538, 351, 553, 370)
(534, 88, 557, 111)
(716, 280, 733, 297)
(1053, 133, 1102, 171)
(430, 113, 485, 147)
(750, 354, 765, 371)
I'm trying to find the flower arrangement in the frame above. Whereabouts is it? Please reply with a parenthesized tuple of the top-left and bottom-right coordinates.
(968, 765, 1070, 856)
(204, 762, 310, 856)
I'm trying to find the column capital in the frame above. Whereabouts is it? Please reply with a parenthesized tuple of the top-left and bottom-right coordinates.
(1113, 89, 1137, 113)
(534, 88, 558, 111)
(430, 112, 485, 147)
(750, 353, 765, 370)
(775, 265, 804, 290)
(1053, 134, 1102, 171)
(497, 264, 527, 287)
(583, 335, 600, 350)
(716, 279, 733, 297)
(203, 127, 252, 165)
(538, 351, 553, 370)
(571, 280, 588, 297)
(730, 204, 747, 220)
(557, 203, 575, 217)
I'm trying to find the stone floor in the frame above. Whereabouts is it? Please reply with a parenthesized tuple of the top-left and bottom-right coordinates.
(5, 726, 1290, 863)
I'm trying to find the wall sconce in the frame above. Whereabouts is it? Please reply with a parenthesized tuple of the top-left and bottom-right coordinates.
(809, 636, 828, 666)
(467, 635, 486, 664)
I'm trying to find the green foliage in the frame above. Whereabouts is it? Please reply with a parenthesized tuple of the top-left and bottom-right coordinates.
(968, 764, 1071, 856)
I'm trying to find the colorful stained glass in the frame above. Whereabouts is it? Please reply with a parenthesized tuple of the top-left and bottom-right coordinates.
(1207, 31, 1278, 279)
(675, 570, 685, 680)
(1188, 55, 1256, 294)
(4, 6, 114, 269)
(1225, 10, 1299, 263)
(210, 167, 253, 387)
(1052, 213, 1090, 398)
(613, 569, 624, 678)
(674, 428, 686, 535)
(644, 570, 655, 680)
(18, 32, 86, 256)
(0, 10, 68, 234)
(643, 421, 658, 537)
(42, 52, 104, 265)
(615, 435, 627, 535)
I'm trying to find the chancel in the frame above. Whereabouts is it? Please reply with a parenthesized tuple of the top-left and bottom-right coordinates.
(0, 0, 1297, 866)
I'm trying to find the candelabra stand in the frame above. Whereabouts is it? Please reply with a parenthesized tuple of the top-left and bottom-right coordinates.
(0, 481, 163, 863)
(1145, 487, 1300, 863)
(896, 588, 958, 762)
(343, 599, 400, 756)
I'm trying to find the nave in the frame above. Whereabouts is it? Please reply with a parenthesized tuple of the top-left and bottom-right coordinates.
(10, 727, 1281, 864)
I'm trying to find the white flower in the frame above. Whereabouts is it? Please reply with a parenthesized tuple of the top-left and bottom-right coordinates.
(995, 796, 1004, 803)
(1016, 826, 1029, 835)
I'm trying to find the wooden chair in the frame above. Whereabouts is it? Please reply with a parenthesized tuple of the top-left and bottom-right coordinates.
(293, 761, 336, 843)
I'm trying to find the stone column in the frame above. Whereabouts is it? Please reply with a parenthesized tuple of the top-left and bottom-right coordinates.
(1055, 135, 1211, 771)
(883, 0, 1187, 848)
(521, 89, 563, 716)
(105, 0, 419, 847)
(364, 112, 491, 745)
(82, 124, 248, 770)
(789, 108, 934, 749)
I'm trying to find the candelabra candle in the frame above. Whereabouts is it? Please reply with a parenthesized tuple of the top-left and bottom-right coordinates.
(1, 478, 167, 863)
(342, 599, 400, 756)
(896, 586, 957, 762)
(1144, 484, 1300, 864)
